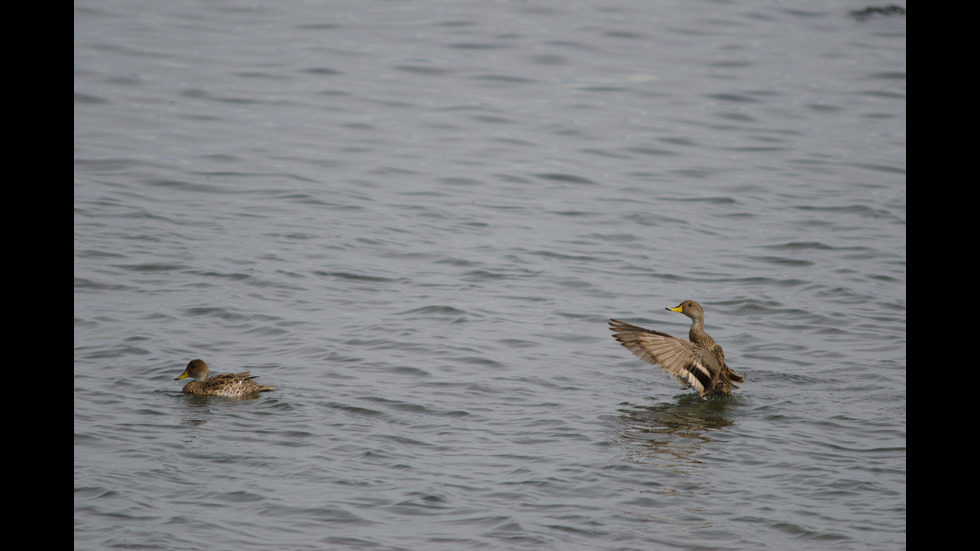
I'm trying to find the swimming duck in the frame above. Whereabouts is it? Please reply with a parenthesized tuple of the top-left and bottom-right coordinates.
(609, 300, 744, 397)
(174, 359, 276, 398)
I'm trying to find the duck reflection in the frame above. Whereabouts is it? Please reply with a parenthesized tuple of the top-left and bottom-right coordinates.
(615, 395, 735, 465)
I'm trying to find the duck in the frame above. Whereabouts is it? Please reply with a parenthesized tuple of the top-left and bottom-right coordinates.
(173, 359, 276, 398)
(609, 300, 744, 397)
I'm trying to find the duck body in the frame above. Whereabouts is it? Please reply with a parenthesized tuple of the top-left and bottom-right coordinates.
(174, 359, 276, 398)
(609, 300, 744, 397)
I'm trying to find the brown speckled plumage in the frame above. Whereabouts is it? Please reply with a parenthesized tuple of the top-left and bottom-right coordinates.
(174, 359, 276, 398)
(609, 300, 744, 397)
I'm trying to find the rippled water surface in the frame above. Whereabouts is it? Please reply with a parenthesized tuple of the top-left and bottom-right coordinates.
(75, 1, 906, 550)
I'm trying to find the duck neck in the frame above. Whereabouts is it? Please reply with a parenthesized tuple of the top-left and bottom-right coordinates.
(688, 317, 705, 339)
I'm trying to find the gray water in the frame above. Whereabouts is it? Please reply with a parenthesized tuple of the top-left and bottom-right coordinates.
(74, 1, 906, 550)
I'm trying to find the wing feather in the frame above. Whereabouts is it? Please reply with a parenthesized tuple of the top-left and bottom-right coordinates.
(609, 319, 721, 396)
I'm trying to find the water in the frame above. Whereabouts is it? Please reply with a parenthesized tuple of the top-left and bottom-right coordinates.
(74, 1, 906, 549)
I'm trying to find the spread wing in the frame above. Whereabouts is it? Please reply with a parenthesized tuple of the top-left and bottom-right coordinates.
(609, 319, 720, 396)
